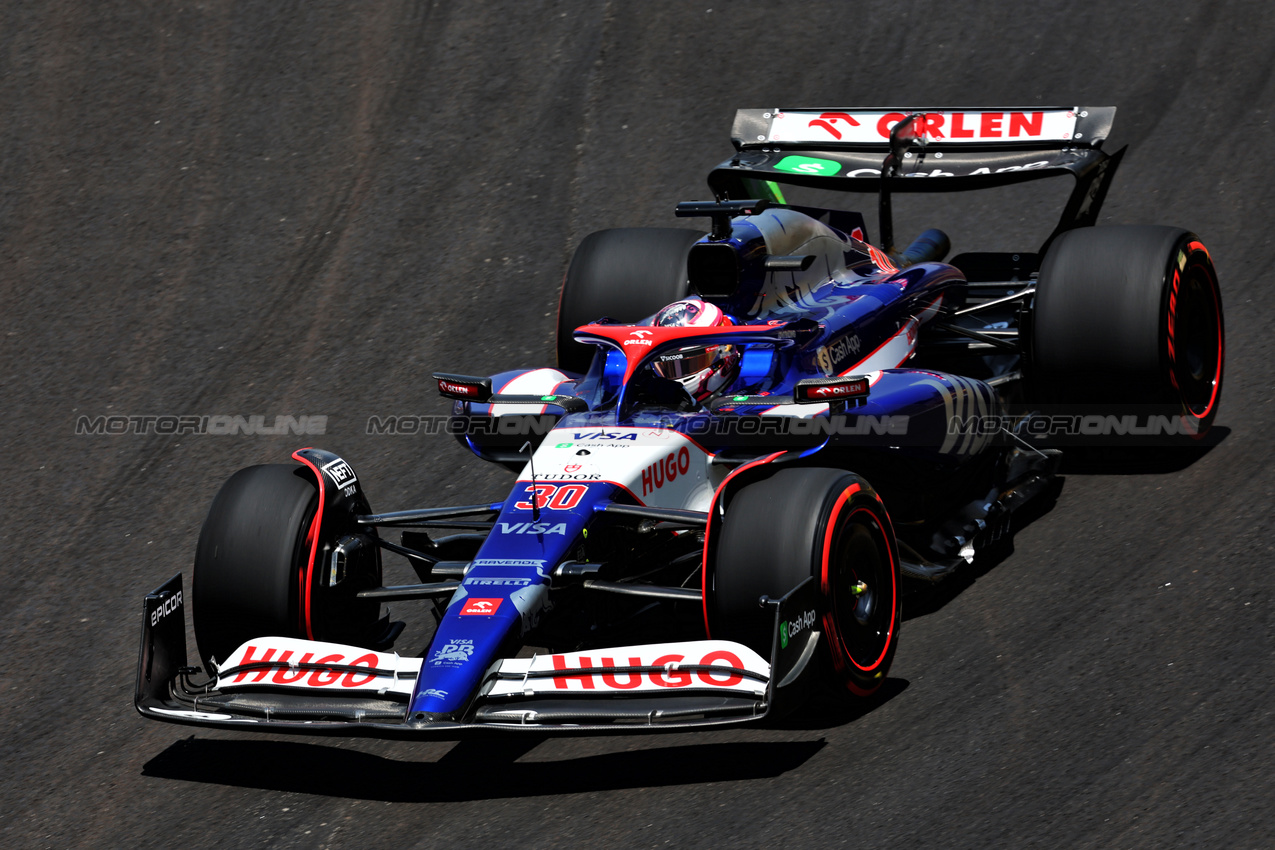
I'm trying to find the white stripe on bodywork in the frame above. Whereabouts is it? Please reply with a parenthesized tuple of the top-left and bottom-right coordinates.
(914, 294, 944, 324)
(844, 318, 918, 375)
(489, 368, 571, 415)
(917, 377, 958, 454)
(919, 374, 995, 455)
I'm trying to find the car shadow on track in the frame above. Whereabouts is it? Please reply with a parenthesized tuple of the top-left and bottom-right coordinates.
(771, 676, 910, 732)
(1055, 426, 1229, 474)
(141, 736, 827, 801)
(902, 476, 1065, 622)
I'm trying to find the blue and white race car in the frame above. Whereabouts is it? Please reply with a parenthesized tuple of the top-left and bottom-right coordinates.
(136, 106, 1224, 736)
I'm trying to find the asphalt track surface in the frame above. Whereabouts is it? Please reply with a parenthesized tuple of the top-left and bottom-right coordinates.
(2, 2, 1272, 847)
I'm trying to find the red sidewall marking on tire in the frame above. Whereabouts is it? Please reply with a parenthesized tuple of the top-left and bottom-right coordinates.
(291, 450, 325, 641)
(1168, 242, 1224, 431)
(820, 487, 898, 674)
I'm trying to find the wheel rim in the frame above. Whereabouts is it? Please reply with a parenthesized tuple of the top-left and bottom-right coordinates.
(1168, 252, 1223, 421)
(823, 503, 897, 674)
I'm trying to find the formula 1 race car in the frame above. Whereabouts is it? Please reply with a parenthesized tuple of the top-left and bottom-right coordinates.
(136, 106, 1224, 737)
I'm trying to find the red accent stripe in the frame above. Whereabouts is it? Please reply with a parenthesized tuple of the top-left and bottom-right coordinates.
(700, 451, 786, 638)
(820, 489, 898, 675)
(1189, 256, 1224, 424)
(290, 450, 325, 642)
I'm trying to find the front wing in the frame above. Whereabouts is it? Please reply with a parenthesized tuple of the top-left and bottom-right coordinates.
(134, 574, 820, 737)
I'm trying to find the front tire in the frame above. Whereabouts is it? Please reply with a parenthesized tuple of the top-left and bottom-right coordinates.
(192, 464, 382, 668)
(711, 467, 902, 698)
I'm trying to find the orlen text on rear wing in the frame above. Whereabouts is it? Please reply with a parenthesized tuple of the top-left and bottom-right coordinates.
(708, 107, 1124, 252)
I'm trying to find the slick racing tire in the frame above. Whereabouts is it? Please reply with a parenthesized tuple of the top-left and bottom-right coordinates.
(1032, 226, 1224, 437)
(711, 467, 901, 698)
(192, 463, 381, 669)
(556, 227, 703, 374)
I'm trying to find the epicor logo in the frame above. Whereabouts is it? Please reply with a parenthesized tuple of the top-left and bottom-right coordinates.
(150, 590, 183, 627)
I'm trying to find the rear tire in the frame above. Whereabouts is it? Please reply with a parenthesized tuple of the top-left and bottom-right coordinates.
(556, 228, 703, 374)
(1032, 225, 1224, 436)
(711, 467, 901, 697)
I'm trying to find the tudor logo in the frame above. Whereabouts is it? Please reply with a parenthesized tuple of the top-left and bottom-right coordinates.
(624, 329, 654, 347)
(461, 598, 502, 616)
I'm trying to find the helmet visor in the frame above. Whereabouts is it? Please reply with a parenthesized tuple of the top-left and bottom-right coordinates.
(653, 346, 720, 380)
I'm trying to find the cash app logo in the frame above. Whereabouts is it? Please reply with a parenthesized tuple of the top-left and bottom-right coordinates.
(774, 155, 841, 176)
(779, 622, 789, 649)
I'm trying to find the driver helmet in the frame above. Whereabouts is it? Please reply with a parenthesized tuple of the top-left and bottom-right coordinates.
(651, 298, 741, 401)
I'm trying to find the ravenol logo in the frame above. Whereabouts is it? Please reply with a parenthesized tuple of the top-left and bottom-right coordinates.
(774, 155, 841, 177)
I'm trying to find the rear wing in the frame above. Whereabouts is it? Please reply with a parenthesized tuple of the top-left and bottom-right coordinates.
(709, 107, 1124, 251)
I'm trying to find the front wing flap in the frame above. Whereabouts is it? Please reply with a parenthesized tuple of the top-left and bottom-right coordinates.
(134, 575, 820, 737)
